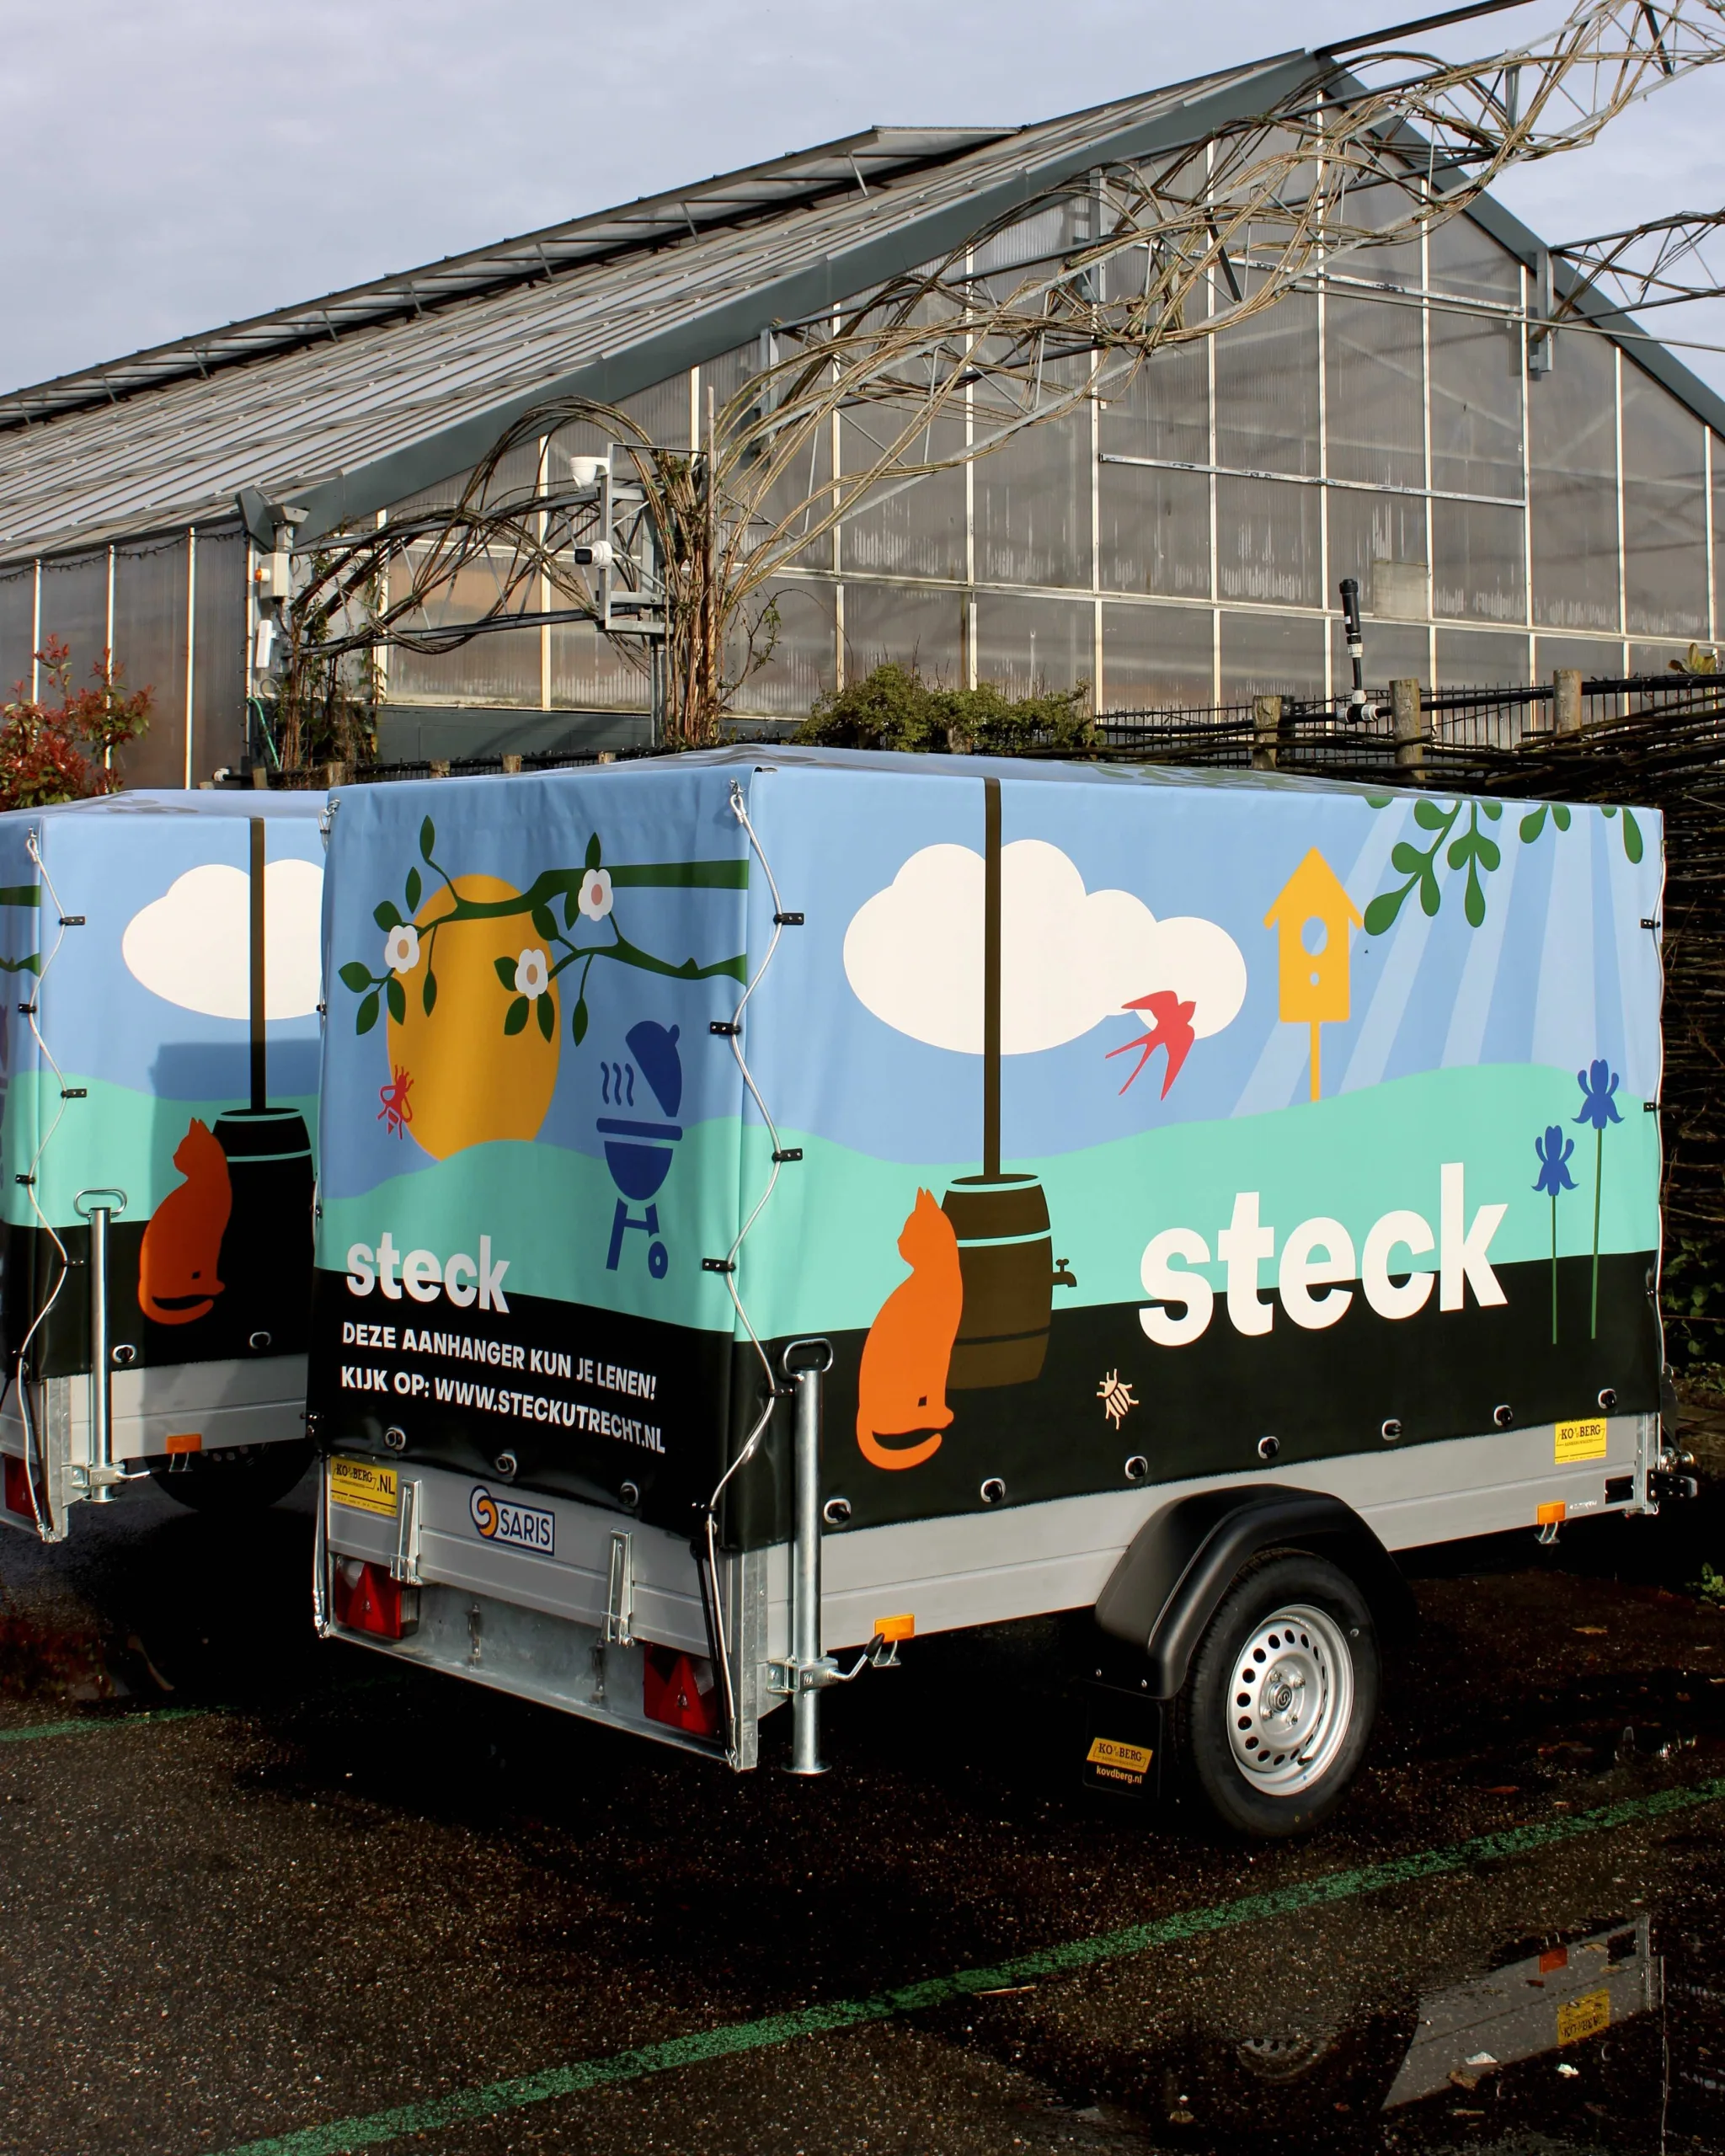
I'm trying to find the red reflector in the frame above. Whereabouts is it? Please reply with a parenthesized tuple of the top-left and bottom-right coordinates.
(3, 1453, 40, 1519)
(331, 1559, 415, 1640)
(643, 1645, 720, 1737)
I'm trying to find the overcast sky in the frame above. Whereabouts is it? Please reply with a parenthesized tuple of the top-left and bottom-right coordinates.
(3, 0, 1723, 395)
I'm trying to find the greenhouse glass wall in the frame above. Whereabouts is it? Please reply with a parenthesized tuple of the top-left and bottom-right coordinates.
(1, 53, 1721, 772)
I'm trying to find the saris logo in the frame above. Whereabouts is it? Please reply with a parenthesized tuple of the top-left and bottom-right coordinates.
(468, 1484, 555, 1556)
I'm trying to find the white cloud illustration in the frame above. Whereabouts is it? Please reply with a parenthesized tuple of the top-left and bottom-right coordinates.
(843, 840, 1246, 1054)
(122, 860, 324, 1020)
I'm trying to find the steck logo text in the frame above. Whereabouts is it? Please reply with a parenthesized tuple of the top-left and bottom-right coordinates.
(345, 1233, 510, 1311)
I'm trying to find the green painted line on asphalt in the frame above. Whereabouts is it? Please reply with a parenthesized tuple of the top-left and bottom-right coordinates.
(211, 1772, 1725, 2156)
(0, 1705, 211, 1744)
(0, 1675, 409, 1750)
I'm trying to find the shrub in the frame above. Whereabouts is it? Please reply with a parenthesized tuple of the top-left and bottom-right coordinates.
(0, 637, 152, 810)
(795, 662, 1097, 755)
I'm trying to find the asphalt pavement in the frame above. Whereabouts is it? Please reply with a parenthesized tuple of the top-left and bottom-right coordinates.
(1, 1439, 1722, 2156)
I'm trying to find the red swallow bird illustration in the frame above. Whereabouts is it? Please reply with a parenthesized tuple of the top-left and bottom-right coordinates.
(1107, 989, 1197, 1098)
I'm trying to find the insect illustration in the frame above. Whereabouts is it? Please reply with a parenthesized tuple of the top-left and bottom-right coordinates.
(1097, 1370, 1139, 1428)
(377, 1066, 414, 1137)
(1107, 989, 1197, 1098)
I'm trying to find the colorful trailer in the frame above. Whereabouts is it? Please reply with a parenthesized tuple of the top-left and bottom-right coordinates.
(307, 748, 1684, 1833)
(0, 791, 326, 1537)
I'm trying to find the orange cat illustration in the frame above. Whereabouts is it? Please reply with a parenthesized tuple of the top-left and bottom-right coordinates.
(856, 1188, 964, 1470)
(138, 1118, 232, 1325)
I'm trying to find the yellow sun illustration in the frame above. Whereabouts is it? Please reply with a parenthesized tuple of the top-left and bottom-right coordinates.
(387, 874, 560, 1160)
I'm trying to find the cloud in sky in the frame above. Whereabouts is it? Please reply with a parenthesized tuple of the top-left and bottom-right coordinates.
(122, 860, 323, 1020)
(843, 839, 1247, 1054)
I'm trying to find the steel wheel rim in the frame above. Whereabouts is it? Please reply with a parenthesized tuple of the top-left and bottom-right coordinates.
(1226, 1601, 1354, 1796)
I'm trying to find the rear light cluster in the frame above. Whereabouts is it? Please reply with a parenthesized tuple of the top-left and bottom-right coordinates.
(3, 1454, 40, 1520)
(332, 1558, 418, 1639)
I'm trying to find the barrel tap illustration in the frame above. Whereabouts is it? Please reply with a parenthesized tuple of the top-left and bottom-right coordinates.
(598, 1020, 683, 1278)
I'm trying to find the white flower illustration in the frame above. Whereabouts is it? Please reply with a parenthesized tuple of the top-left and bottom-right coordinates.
(514, 947, 549, 999)
(384, 923, 420, 975)
(577, 868, 614, 921)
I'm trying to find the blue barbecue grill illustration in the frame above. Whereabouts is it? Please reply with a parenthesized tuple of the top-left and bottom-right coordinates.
(598, 1021, 682, 1277)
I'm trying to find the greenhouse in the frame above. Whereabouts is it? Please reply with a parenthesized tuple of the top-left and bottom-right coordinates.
(0, 43, 1721, 776)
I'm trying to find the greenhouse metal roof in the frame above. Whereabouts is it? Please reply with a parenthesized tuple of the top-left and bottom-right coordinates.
(2, 44, 1721, 567)
(0, 56, 1310, 563)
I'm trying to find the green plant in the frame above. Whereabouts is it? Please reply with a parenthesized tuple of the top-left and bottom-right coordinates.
(795, 662, 1097, 756)
(0, 637, 152, 810)
(1662, 1233, 1725, 1373)
(1691, 1561, 1725, 1607)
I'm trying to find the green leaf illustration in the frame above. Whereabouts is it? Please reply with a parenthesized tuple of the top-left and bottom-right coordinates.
(338, 961, 374, 993)
(419, 816, 436, 862)
(1363, 889, 1406, 937)
(585, 832, 602, 872)
(404, 867, 422, 912)
(1419, 870, 1442, 916)
(572, 996, 589, 1045)
(536, 993, 554, 1042)
(355, 990, 381, 1035)
(373, 900, 402, 931)
(493, 955, 517, 992)
(1481, 800, 1503, 821)
(1622, 808, 1644, 864)
(504, 995, 530, 1036)
(1519, 804, 1548, 842)
(1390, 841, 1426, 877)
(1464, 865, 1487, 927)
(386, 976, 406, 1025)
(563, 890, 579, 931)
(422, 969, 437, 1017)
(531, 903, 557, 942)
(1552, 803, 1572, 832)
(1413, 798, 1450, 831)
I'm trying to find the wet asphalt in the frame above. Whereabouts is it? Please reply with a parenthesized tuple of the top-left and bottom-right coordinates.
(0, 1432, 1722, 2156)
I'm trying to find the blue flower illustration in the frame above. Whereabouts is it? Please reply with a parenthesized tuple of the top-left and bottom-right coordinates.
(1574, 1059, 1622, 1132)
(1574, 1058, 1623, 1339)
(1533, 1125, 1576, 1198)
(1534, 1125, 1577, 1345)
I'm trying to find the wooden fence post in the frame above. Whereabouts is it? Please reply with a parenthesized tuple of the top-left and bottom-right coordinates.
(1553, 669, 1583, 735)
(1251, 694, 1282, 770)
(1391, 679, 1426, 775)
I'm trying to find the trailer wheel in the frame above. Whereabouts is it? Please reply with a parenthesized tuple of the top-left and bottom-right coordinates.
(1178, 1550, 1378, 1838)
(148, 1440, 312, 1515)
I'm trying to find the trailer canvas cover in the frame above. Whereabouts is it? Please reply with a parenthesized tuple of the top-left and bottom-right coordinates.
(312, 749, 1663, 1550)
(0, 792, 326, 1390)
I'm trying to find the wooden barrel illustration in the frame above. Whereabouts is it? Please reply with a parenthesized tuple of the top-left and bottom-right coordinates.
(942, 1174, 1056, 1389)
(212, 1107, 315, 1346)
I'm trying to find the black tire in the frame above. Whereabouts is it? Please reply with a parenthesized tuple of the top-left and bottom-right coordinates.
(1177, 1550, 1378, 1839)
(148, 1440, 313, 1515)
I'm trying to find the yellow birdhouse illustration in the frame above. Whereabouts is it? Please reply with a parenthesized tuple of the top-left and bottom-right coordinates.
(1263, 848, 1364, 1101)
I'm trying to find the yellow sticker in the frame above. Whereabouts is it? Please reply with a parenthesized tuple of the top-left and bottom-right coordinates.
(1557, 1988, 1611, 2046)
(329, 1456, 399, 1517)
(1555, 1417, 1609, 1465)
(1087, 1736, 1153, 1776)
